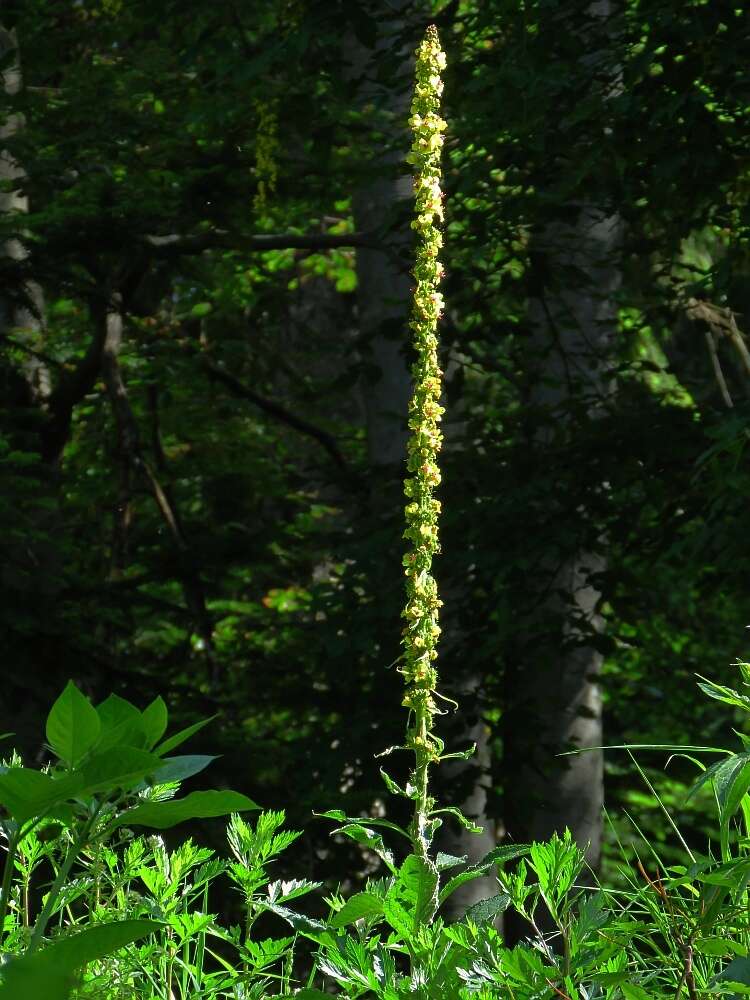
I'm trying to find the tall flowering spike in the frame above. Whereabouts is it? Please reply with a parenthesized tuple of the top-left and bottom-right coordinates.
(401, 25, 447, 856)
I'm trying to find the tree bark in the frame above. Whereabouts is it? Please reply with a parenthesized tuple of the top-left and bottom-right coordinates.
(348, 0, 414, 470)
(502, 1, 622, 937)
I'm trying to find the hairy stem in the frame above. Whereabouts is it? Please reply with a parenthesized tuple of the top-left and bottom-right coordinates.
(401, 25, 447, 859)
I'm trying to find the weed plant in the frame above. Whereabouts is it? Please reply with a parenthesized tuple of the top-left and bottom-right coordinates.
(3, 24, 750, 1000)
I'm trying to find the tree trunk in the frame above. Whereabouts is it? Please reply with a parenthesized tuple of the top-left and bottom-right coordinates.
(348, 0, 413, 470)
(502, 0, 621, 942)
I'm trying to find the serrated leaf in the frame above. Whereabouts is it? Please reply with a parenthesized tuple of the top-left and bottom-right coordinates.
(439, 843, 529, 906)
(435, 852, 468, 871)
(379, 767, 406, 798)
(464, 893, 510, 925)
(430, 805, 483, 833)
(382, 894, 412, 939)
(46, 682, 101, 767)
(330, 891, 385, 927)
(398, 854, 439, 924)
(261, 902, 335, 946)
(331, 823, 397, 872)
(318, 809, 410, 839)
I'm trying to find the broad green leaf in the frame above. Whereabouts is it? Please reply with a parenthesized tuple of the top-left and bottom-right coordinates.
(46, 681, 101, 767)
(694, 936, 743, 956)
(112, 790, 258, 829)
(155, 716, 216, 756)
(96, 694, 147, 751)
(329, 891, 384, 927)
(464, 893, 510, 925)
(141, 697, 169, 748)
(0, 919, 161, 999)
(151, 755, 217, 784)
(622, 983, 657, 1000)
(719, 957, 750, 986)
(0, 769, 68, 824)
(291, 991, 331, 1000)
(75, 747, 164, 795)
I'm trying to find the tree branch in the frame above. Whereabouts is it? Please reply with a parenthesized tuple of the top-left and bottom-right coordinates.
(97, 293, 220, 684)
(143, 230, 371, 257)
(185, 340, 361, 481)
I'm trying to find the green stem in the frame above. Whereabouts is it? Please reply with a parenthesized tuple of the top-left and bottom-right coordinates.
(28, 815, 96, 952)
(0, 824, 21, 946)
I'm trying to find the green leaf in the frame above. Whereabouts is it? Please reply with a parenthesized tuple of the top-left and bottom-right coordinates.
(398, 854, 439, 924)
(330, 822, 396, 872)
(695, 936, 741, 957)
(75, 747, 164, 796)
(379, 767, 407, 798)
(317, 809, 410, 839)
(46, 681, 101, 767)
(141, 697, 168, 749)
(464, 893, 510, 925)
(621, 984, 657, 1000)
(719, 958, 750, 986)
(261, 902, 335, 946)
(96, 694, 147, 751)
(151, 755, 217, 784)
(435, 852, 468, 871)
(329, 892, 384, 927)
(112, 790, 259, 829)
(439, 844, 529, 906)
(155, 716, 216, 756)
(476, 844, 531, 867)
(0, 920, 161, 999)
(430, 805, 483, 833)
(0, 769, 71, 824)
(383, 894, 413, 939)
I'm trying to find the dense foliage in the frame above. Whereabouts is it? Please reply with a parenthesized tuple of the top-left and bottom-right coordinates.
(1, 0, 750, 954)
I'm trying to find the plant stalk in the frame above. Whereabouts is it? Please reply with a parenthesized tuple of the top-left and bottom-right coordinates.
(401, 24, 447, 860)
(0, 824, 21, 946)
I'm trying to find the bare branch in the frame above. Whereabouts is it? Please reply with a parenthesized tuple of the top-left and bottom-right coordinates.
(143, 230, 371, 257)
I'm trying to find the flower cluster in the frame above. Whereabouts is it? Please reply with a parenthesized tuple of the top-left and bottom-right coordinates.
(401, 26, 447, 758)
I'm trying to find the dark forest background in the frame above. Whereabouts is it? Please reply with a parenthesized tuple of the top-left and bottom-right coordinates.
(1, 0, 749, 898)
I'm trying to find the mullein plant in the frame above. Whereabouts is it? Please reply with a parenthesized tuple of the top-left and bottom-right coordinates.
(400, 24, 449, 862)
